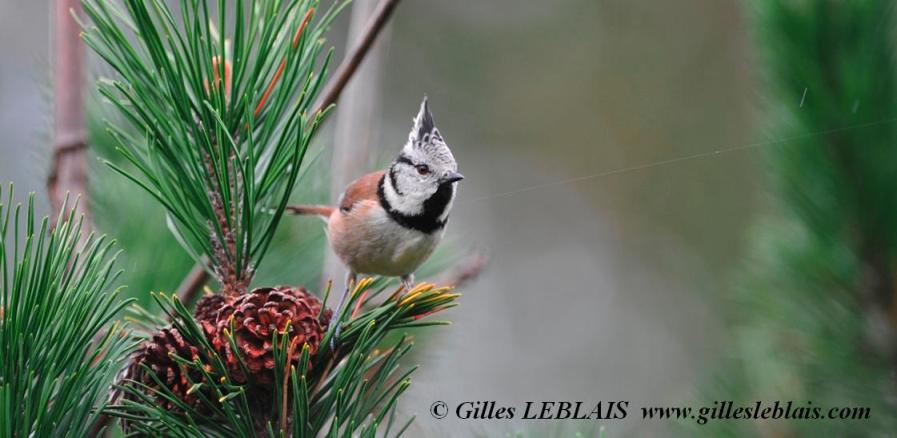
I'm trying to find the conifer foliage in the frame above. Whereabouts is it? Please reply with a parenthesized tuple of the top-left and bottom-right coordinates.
(70, 0, 462, 435)
(704, 1, 897, 435)
(0, 189, 132, 437)
(80, 0, 342, 293)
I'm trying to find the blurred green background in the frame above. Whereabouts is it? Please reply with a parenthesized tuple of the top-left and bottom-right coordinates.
(2, 0, 895, 436)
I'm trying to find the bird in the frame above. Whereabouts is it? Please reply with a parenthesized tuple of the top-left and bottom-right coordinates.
(288, 96, 463, 343)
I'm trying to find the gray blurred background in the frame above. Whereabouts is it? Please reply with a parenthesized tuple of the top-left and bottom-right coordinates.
(0, 1, 758, 436)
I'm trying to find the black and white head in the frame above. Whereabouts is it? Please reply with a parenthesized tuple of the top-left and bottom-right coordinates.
(380, 97, 463, 232)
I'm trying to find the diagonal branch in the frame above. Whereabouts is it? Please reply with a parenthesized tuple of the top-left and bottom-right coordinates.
(313, 0, 401, 113)
(440, 252, 488, 289)
(176, 0, 403, 307)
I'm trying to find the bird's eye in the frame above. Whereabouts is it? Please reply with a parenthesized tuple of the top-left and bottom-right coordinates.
(415, 164, 431, 175)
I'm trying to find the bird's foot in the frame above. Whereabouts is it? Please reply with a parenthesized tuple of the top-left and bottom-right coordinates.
(329, 322, 342, 353)
(329, 271, 355, 355)
(401, 274, 415, 292)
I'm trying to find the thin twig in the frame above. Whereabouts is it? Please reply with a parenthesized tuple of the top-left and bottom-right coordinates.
(176, 0, 403, 306)
(49, 0, 89, 231)
(439, 252, 488, 289)
(314, 0, 401, 113)
(175, 257, 211, 309)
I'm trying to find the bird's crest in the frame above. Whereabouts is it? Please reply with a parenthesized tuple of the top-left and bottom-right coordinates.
(409, 96, 444, 148)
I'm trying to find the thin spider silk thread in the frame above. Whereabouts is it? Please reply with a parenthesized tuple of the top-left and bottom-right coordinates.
(464, 116, 897, 204)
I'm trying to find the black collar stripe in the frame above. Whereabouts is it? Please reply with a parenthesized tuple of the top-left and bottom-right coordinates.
(378, 175, 452, 234)
(388, 165, 404, 196)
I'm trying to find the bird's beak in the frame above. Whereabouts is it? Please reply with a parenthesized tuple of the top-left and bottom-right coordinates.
(442, 170, 465, 184)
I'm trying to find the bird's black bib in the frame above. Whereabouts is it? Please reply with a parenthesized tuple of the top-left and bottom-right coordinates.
(378, 175, 453, 234)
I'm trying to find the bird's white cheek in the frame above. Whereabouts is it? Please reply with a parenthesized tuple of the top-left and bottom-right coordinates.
(384, 178, 424, 215)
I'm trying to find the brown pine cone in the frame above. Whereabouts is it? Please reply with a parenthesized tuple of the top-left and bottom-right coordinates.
(127, 327, 208, 411)
(194, 293, 232, 341)
(210, 286, 331, 384)
(194, 293, 230, 322)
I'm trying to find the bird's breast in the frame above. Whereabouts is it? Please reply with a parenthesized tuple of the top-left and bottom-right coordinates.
(328, 201, 442, 276)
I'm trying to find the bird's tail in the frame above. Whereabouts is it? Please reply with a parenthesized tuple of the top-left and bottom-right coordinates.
(286, 204, 335, 218)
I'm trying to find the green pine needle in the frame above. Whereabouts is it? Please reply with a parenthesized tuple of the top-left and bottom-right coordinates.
(108, 279, 459, 437)
(702, 1, 897, 435)
(80, 0, 346, 289)
(0, 186, 134, 437)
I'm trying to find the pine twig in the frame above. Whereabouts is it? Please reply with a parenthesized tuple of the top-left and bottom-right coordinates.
(314, 0, 401, 112)
(440, 252, 488, 289)
(174, 256, 211, 309)
(49, 0, 89, 230)
(176, 0, 403, 306)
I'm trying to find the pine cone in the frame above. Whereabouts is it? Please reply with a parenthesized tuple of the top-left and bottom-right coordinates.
(127, 327, 208, 411)
(125, 286, 330, 416)
(194, 293, 232, 340)
(194, 293, 230, 322)
(210, 286, 331, 384)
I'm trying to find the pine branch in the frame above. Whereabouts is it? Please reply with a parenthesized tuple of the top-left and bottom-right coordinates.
(176, 0, 403, 306)
(107, 279, 459, 436)
(82, 0, 350, 294)
(314, 0, 400, 112)
(0, 187, 134, 437)
(176, 256, 211, 309)
(704, 1, 897, 435)
(756, 0, 897, 353)
(82, 1, 467, 434)
(439, 252, 488, 289)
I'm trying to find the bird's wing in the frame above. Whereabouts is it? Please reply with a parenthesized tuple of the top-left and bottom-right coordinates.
(339, 170, 386, 213)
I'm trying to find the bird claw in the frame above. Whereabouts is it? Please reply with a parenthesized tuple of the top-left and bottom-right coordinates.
(330, 322, 342, 353)
(401, 274, 415, 292)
